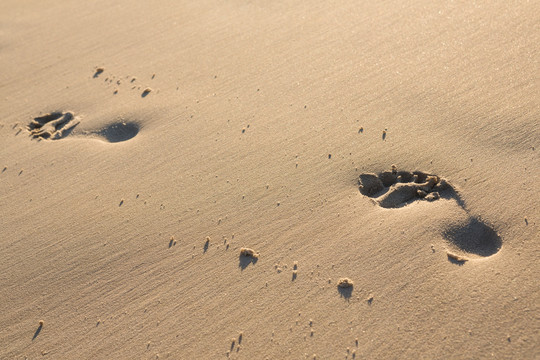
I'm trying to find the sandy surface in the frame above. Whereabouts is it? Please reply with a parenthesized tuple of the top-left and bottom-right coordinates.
(1, 1, 539, 359)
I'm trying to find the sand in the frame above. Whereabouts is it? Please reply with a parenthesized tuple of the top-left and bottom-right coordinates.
(0, 0, 539, 358)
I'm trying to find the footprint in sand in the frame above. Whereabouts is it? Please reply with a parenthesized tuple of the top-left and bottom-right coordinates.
(27, 111, 139, 143)
(358, 167, 502, 263)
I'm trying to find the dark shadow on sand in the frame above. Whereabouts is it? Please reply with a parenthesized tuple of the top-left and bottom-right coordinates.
(238, 255, 258, 270)
(447, 254, 467, 266)
(338, 286, 353, 300)
(96, 122, 139, 143)
(32, 324, 43, 341)
(443, 217, 502, 257)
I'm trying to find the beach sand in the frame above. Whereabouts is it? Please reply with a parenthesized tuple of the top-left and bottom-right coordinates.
(0, 1, 538, 358)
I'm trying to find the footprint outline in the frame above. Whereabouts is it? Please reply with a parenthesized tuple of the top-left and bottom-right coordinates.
(27, 111, 140, 143)
(358, 167, 502, 262)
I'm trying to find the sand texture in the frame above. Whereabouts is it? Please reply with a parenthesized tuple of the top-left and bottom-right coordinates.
(0, 1, 539, 359)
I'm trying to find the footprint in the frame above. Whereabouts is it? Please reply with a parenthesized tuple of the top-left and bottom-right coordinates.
(27, 111, 80, 140)
(27, 111, 139, 143)
(358, 167, 502, 262)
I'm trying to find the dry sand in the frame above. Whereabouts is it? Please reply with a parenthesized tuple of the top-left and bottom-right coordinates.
(0, 1, 539, 359)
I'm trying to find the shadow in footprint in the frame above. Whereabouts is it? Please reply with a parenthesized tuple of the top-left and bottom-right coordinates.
(358, 167, 502, 262)
(94, 122, 139, 143)
(443, 217, 502, 258)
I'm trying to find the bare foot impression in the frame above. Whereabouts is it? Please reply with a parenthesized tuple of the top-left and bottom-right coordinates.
(358, 166, 502, 263)
(27, 111, 139, 143)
